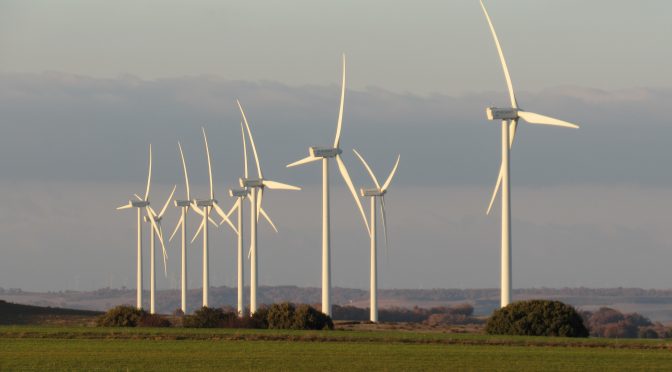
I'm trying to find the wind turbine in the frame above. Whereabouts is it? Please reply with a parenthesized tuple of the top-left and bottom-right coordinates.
(352, 149, 400, 322)
(116, 144, 167, 310)
(143, 185, 175, 314)
(190, 128, 236, 307)
(168, 142, 192, 314)
(479, 0, 580, 307)
(237, 99, 300, 314)
(221, 122, 251, 317)
(286, 54, 369, 316)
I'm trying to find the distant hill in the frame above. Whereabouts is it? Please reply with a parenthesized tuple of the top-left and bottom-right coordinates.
(0, 299, 102, 325)
(2, 286, 672, 323)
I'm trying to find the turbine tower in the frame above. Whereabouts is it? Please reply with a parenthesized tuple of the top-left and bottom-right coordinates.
(352, 150, 400, 322)
(116, 144, 167, 310)
(144, 185, 175, 314)
(168, 142, 192, 314)
(221, 122, 251, 316)
(479, 0, 580, 307)
(286, 55, 369, 316)
(190, 128, 236, 307)
(237, 99, 300, 314)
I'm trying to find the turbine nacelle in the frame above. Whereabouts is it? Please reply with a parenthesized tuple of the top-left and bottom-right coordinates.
(174, 200, 191, 207)
(240, 178, 264, 188)
(486, 107, 518, 121)
(131, 200, 150, 208)
(310, 147, 342, 158)
(360, 188, 385, 197)
(229, 188, 249, 197)
(196, 199, 216, 207)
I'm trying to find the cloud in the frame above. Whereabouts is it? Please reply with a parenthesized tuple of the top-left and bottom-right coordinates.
(0, 73, 671, 291)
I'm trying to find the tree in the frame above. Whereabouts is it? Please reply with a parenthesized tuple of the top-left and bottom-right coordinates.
(486, 300, 588, 337)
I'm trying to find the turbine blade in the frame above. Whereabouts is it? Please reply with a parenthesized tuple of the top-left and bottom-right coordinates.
(134, 194, 143, 201)
(287, 155, 320, 168)
(333, 53, 346, 148)
(145, 144, 152, 200)
(191, 219, 205, 244)
(260, 207, 279, 233)
(168, 214, 183, 242)
(222, 198, 240, 225)
(213, 202, 237, 233)
(335, 154, 370, 235)
(486, 164, 503, 215)
(240, 121, 249, 179)
(178, 142, 191, 201)
(352, 149, 380, 189)
(237, 100, 263, 179)
(256, 188, 263, 223)
(381, 154, 401, 191)
(263, 180, 301, 191)
(159, 185, 177, 218)
(191, 202, 205, 217)
(155, 221, 169, 277)
(116, 202, 132, 210)
(479, 0, 518, 108)
(509, 120, 518, 148)
(202, 127, 214, 199)
(518, 111, 580, 129)
(380, 195, 390, 258)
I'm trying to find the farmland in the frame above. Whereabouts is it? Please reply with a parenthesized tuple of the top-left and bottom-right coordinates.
(2, 326, 672, 371)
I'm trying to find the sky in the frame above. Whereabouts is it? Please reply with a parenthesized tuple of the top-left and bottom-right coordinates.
(0, 1, 671, 292)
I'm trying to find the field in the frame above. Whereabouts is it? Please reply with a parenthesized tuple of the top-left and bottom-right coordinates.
(2, 326, 672, 371)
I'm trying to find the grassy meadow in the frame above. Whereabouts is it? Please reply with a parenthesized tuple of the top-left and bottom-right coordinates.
(2, 326, 672, 371)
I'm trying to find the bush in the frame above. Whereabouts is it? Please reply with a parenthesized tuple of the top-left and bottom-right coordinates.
(183, 306, 237, 328)
(97, 305, 146, 327)
(266, 303, 297, 329)
(138, 313, 171, 327)
(293, 304, 333, 330)
(485, 300, 588, 337)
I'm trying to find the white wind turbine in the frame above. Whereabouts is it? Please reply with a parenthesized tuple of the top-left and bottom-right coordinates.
(352, 149, 400, 322)
(143, 185, 175, 314)
(479, 0, 580, 307)
(190, 128, 236, 307)
(116, 144, 168, 310)
(237, 99, 301, 314)
(221, 122, 251, 316)
(286, 54, 370, 317)
(168, 142, 193, 314)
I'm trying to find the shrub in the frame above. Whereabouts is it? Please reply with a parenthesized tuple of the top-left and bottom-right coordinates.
(251, 306, 269, 329)
(485, 300, 588, 337)
(293, 304, 333, 330)
(97, 305, 146, 327)
(173, 308, 184, 317)
(183, 306, 237, 328)
(137, 313, 171, 327)
(266, 303, 296, 329)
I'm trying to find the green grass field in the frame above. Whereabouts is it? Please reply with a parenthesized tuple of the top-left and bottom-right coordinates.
(2, 326, 672, 371)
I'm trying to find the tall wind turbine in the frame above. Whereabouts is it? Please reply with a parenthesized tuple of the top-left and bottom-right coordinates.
(479, 0, 580, 307)
(237, 100, 301, 314)
(286, 55, 370, 316)
(143, 185, 175, 314)
(222, 122, 251, 316)
(353, 149, 400, 322)
(191, 128, 236, 307)
(168, 142, 192, 314)
(116, 144, 167, 310)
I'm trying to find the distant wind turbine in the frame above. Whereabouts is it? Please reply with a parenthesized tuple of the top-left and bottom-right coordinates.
(116, 144, 167, 310)
(237, 100, 300, 314)
(479, 0, 580, 307)
(190, 128, 236, 307)
(286, 54, 370, 316)
(221, 122, 251, 316)
(168, 142, 193, 314)
(353, 149, 400, 322)
(143, 185, 175, 314)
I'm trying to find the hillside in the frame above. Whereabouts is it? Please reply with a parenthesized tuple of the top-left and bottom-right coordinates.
(0, 300, 101, 325)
